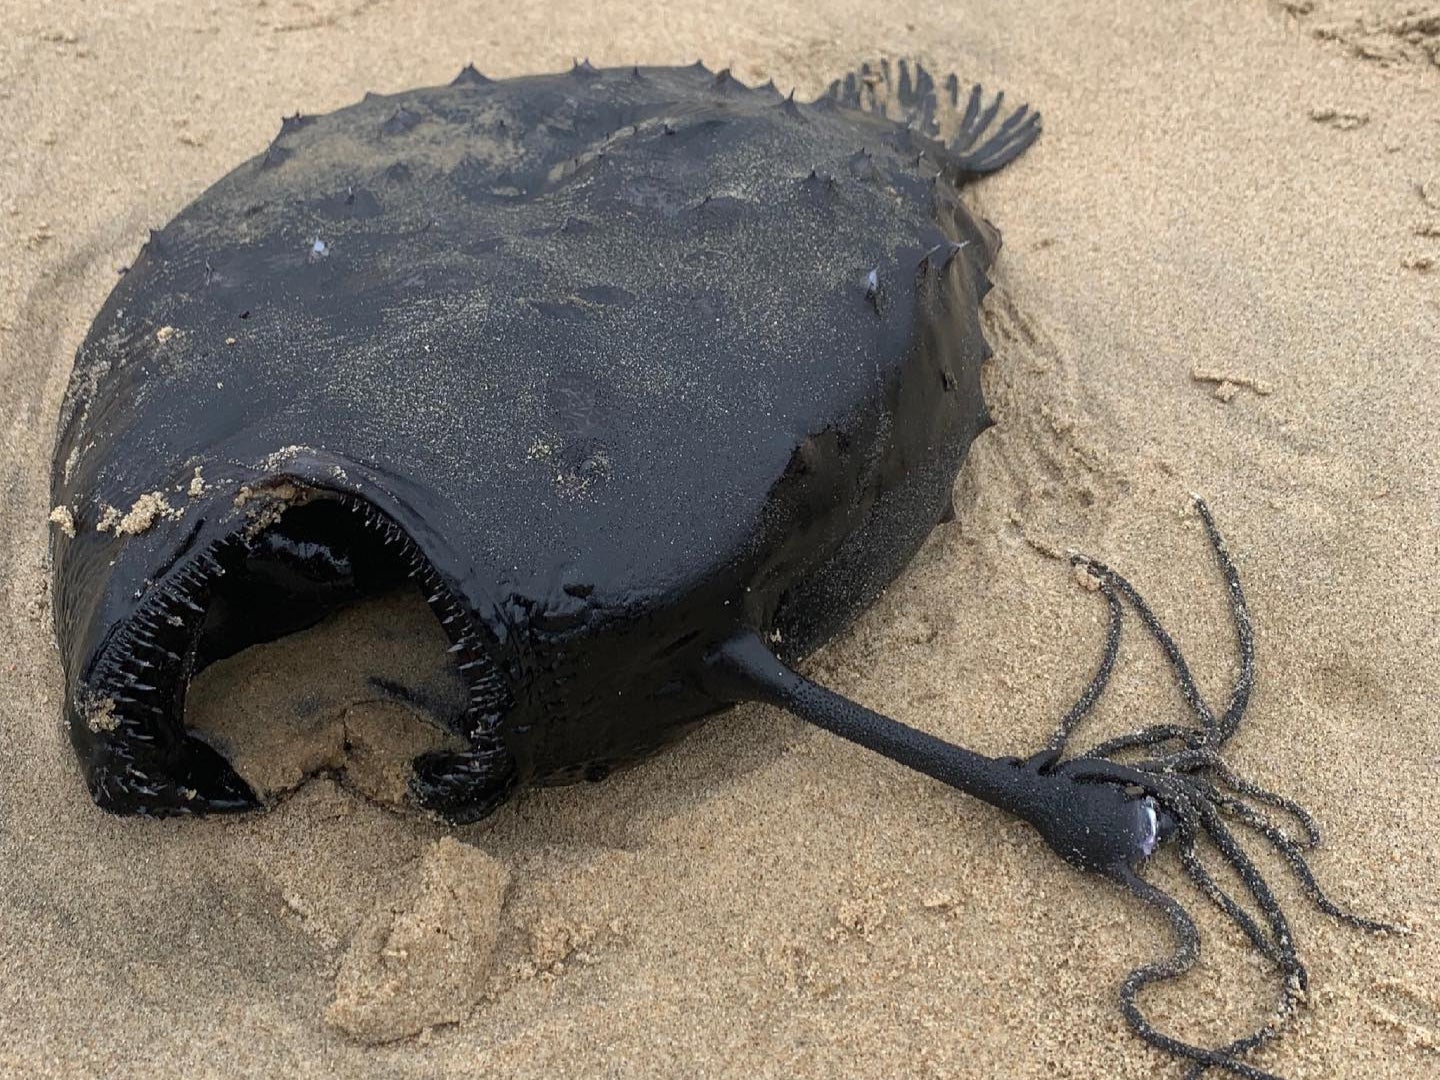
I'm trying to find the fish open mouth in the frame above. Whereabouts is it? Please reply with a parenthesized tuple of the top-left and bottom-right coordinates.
(72, 481, 515, 819)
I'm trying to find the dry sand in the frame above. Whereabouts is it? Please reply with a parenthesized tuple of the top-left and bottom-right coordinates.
(2, 1, 1439, 1077)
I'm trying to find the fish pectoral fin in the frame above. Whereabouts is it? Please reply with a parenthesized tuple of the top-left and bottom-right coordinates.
(819, 58, 1040, 182)
(948, 84, 1041, 179)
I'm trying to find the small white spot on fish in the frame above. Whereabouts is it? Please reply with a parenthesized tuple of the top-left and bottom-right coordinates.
(864, 267, 885, 315)
(1139, 798, 1160, 858)
(310, 237, 329, 260)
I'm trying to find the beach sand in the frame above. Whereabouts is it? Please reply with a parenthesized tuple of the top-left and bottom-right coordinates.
(2, 1, 1437, 1076)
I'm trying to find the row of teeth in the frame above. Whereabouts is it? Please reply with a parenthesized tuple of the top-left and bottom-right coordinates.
(95, 540, 237, 732)
(92, 494, 510, 748)
(342, 498, 512, 738)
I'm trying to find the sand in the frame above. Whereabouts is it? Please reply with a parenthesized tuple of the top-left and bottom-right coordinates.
(2, 1, 1438, 1077)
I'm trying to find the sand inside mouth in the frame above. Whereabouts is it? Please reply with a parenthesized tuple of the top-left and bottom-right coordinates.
(186, 588, 469, 809)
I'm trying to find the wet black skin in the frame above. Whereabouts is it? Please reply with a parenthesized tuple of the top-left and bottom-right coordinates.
(49, 62, 1159, 875)
(50, 61, 1394, 1078)
(51, 59, 1043, 820)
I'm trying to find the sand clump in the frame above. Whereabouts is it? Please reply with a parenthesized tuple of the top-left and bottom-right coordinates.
(95, 490, 180, 535)
(326, 837, 511, 1043)
(1190, 366, 1276, 403)
(47, 505, 75, 537)
(83, 695, 118, 734)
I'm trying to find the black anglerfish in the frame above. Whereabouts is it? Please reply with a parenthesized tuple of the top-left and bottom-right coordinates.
(48, 60, 1390, 1077)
